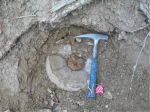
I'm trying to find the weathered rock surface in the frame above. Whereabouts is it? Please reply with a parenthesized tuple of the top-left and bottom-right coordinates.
(46, 55, 88, 91)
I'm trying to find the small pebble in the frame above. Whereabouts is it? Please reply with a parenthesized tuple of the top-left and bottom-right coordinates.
(116, 92, 120, 95)
(0, 23, 2, 34)
(0, 51, 3, 58)
(47, 88, 52, 94)
(84, 109, 90, 112)
(62, 110, 67, 112)
(70, 38, 76, 45)
(72, 11, 78, 16)
(140, 93, 143, 96)
(75, 38, 82, 43)
(0, 28, 2, 34)
(50, 94, 54, 98)
(103, 90, 113, 99)
(44, 100, 49, 105)
(77, 101, 85, 106)
(105, 105, 108, 108)
(56, 39, 64, 44)
(50, 100, 54, 106)
(87, 41, 93, 46)
(37, 109, 52, 112)
(53, 105, 61, 112)
(61, 44, 72, 56)
(118, 31, 127, 41)
(4, 110, 10, 112)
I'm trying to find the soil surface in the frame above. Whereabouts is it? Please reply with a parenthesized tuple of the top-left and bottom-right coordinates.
(0, 0, 150, 112)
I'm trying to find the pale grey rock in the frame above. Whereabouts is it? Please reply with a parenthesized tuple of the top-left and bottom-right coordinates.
(46, 55, 88, 91)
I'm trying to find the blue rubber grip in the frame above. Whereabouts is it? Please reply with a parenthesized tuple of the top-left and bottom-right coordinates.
(87, 57, 97, 98)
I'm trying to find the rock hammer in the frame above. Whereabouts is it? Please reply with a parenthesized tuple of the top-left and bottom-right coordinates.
(75, 34, 109, 98)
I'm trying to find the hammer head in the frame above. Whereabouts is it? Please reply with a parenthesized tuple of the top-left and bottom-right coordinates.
(75, 34, 109, 42)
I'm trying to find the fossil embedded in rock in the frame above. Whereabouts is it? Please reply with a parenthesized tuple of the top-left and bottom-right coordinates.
(67, 54, 84, 71)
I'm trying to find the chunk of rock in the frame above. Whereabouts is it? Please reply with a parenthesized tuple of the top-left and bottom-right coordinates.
(58, 44, 72, 57)
(0, 18, 3, 34)
(67, 54, 84, 71)
(53, 105, 61, 112)
(0, 24, 2, 34)
(75, 38, 82, 43)
(46, 55, 88, 91)
(118, 31, 127, 41)
(4, 110, 11, 112)
(84, 109, 90, 112)
(62, 110, 67, 112)
(36, 109, 52, 112)
(103, 90, 113, 100)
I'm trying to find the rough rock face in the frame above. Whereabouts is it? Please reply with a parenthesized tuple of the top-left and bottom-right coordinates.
(0, 0, 150, 112)
(46, 55, 88, 91)
(68, 0, 148, 32)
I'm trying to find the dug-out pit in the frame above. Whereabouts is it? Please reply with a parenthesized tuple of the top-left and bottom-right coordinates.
(0, 24, 149, 112)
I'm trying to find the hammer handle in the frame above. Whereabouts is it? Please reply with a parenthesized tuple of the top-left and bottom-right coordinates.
(87, 57, 97, 98)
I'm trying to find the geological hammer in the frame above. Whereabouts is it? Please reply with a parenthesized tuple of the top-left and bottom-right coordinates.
(75, 34, 109, 98)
